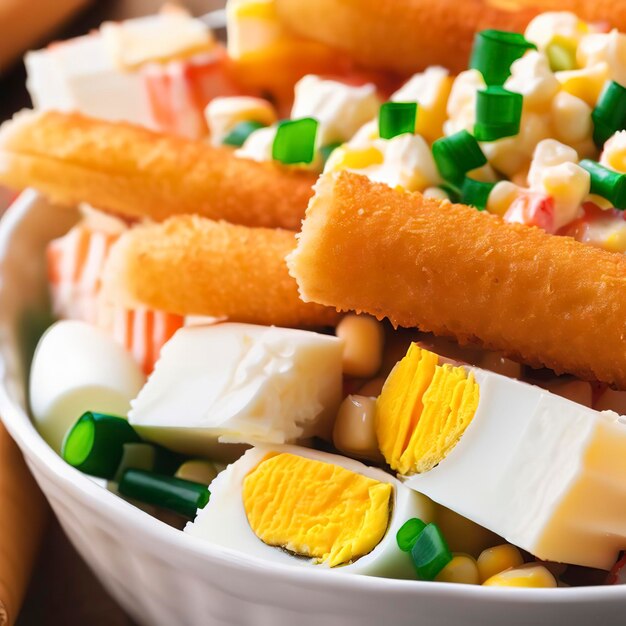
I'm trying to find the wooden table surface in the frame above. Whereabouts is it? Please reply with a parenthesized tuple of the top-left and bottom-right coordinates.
(0, 2, 220, 624)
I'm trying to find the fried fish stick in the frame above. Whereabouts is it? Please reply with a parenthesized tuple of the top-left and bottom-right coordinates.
(275, 0, 626, 75)
(288, 171, 626, 388)
(102, 215, 339, 328)
(0, 110, 316, 230)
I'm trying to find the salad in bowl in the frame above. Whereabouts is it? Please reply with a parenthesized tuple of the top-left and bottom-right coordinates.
(2, 2, 626, 624)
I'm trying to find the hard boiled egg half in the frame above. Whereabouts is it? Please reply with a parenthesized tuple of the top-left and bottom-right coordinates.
(376, 343, 626, 570)
(186, 445, 434, 578)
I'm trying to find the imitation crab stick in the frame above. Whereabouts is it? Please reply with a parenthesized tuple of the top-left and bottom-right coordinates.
(288, 171, 626, 388)
(47, 224, 184, 374)
(102, 215, 340, 328)
(0, 110, 317, 230)
(0, 423, 47, 626)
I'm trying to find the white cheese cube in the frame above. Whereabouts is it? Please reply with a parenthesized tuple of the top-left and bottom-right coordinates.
(129, 324, 343, 455)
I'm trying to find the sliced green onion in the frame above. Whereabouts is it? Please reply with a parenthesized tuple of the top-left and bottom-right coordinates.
(62, 412, 140, 479)
(118, 469, 210, 518)
(580, 159, 626, 209)
(378, 102, 418, 140)
(474, 86, 523, 141)
(272, 117, 318, 165)
(396, 518, 427, 552)
(432, 130, 487, 183)
(222, 120, 266, 147)
(319, 142, 342, 166)
(592, 81, 626, 148)
(410, 523, 453, 581)
(461, 177, 496, 210)
(546, 40, 577, 72)
(470, 29, 536, 85)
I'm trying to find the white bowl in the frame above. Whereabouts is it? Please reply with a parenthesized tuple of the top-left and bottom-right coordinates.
(1, 191, 625, 626)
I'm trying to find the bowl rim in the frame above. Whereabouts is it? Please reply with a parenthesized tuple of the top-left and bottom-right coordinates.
(1, 190, 624, 606)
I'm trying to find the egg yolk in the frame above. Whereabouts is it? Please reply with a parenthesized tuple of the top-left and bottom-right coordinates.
(376, 344, 480, 475)
(242, 453, 392, 567)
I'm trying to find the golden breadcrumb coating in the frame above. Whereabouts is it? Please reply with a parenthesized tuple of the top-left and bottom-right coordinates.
(288, 171, 626, 388)
(275, 0, 626, 75)
(103, 215, 340, 328)
(0, 110, 316, 230)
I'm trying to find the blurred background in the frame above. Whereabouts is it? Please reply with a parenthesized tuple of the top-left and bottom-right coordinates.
(1, 3, 220, 624)
(0, 1, 215, 122)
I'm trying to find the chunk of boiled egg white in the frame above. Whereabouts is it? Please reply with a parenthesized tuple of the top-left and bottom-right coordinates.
(185, 445, 434, 577)
(29, 320, 146, 452)
(129, 324, 343, 457)
(375, 344, 626, 569)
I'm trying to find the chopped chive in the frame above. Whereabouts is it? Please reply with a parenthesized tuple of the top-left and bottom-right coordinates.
(62, 412, 140, 479)
(319, 142, 342, 166)
(410, 523, 453, 581)
(592, 81, 626, 148)
(222, 120, 267, 147)
(272, 117, 318, 165)
(461, 177, 496, 210)
(470, 29, 536, 85)
(396, 518, 427, 552)
(474, 86, 523, 141)
(118, 469, 210, 518)
(432, 130, 487, 184)
(379, 102, 418, 140)
(579, 159, 626, 209)
(546, 40, 577, 72)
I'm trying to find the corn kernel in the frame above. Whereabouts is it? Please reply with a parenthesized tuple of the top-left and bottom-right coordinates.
(325, 146, 384, 173)
(600, 130, 626, 173)
(551, 91, 593, 145)
(392, 67, 452, 142)
(477, 544, 524, 583)
(332, 394, 383, 463)
(435, 554, 480, 585)
(336, 314, 385, 378)
(578, 30, 626, 87)
(556, 63, 610, 107)
(483, 564, 557, 588)
(423, 186, 450, 201)
(486, 181, 522, 217)
(540, 162, 590, 229)
(527, 138, 578, 189)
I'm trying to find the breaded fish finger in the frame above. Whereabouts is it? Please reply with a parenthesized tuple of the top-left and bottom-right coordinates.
(288, 171, 626, 388)
(103, 215, 340, 328)
(0, 110, 316, 230)
(275, 0, 626, 75)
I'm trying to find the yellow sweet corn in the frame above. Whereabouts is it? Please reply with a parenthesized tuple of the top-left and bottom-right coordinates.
(483, 564, 558, 588)
(477, 544, 524, 583)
